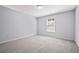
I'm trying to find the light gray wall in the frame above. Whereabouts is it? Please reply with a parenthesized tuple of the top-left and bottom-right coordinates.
(0, 6, 37, 42)
(75, 6, 79, 46)
(37, 10, 75, 40)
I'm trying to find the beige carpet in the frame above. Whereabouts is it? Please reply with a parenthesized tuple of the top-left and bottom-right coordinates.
(0, 35, 79, 53)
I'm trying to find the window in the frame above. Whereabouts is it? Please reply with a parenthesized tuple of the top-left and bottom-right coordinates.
(47, 17, 55, 32)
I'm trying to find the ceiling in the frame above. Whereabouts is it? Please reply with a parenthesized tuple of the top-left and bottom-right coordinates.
(3, 5, 76, 17)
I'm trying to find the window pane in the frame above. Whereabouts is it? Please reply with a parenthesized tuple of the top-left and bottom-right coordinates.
(47, 18, 55, 32)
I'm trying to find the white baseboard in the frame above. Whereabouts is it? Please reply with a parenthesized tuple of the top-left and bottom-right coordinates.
(0, 34, 36, 44)
(38, 34, 74, 41)
(75, 40, 79, 47)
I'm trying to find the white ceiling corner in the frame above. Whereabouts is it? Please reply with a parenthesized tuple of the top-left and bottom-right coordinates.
(3, 5, 76, 17)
